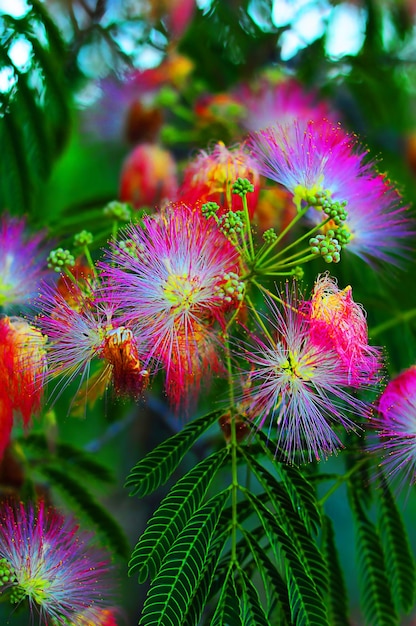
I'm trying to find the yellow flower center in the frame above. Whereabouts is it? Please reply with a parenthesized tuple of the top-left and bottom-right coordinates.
(280, 350, 316, 382)
(163, 273, 200, 312)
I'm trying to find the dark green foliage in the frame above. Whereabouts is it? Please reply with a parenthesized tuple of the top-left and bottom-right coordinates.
(125, 410, 222, 497)
(241, 451, 328, 595)
(240, 566, 270, 626)
(377, 476, 416, 614)
(210, 565, 243, 626)
(40, 465, 129, 559)
(139, 490, 229, 626)
(322, 515, 351, 626)
(0, 0, 70, 214)
(19, 433, 115, 484)
(349, 489, 399, 626)
(241, 530, 291, 624)
(129, 448, 230, 582)
(245, 490, 329, 626)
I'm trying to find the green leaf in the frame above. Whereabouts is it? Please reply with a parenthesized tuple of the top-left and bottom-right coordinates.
(19, 433, 114, 484)
(349, 489, 398, 626)
(125, 410, 221, 497)
(322, 515, 350, 626)
(0, 1, 70, 214)
(246, 490, 329, 626)
(182, 528, 229, 626)
(210, 565, 243, 626)
(241, 450, 328, 596)
(239, 565, 270, 626)
(129, 448, 229, 582)
(40, 465, 129, 559)
(248, 424, 321, 533)
(139, 489, 229, 626)
(241, 529, 291, 625)
(377, 475, 416, 614)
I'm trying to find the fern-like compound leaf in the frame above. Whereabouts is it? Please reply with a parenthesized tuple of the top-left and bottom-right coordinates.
(377, 475, 416, 614)
(349, 489, 399, 626)
(125, 410, 221, 497)
(139, 490, 229, 626)
(129, 448, 229, 582)
(322, 515, 351, 626)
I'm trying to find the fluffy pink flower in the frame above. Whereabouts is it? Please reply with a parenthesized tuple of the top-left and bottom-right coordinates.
(0, 317, 46, 458)
(100, 205, 243, 410)
(371, 366, 416, 491)
(308, 274, 382, 385)
(234, 75, 336, 132)
(0, 501, 114, 625)
(0, 214, 51, 310)
(247, 118, 413, 265)
(179, 142, 260, 217)
(119, 143, 178, 209)
(37, 279, 149, 403)
(237, 282, 374, 463)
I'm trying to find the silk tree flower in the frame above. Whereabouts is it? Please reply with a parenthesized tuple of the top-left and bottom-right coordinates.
(308, 274, 382, 386)
(0, 317, 47, 458)
(119, 142, 178, 209)
(0, 214, 51, 310)
(234, 75, 336, 133)
(179, 142, 260, 217)
(0, 501, 114, 625)
(247, 118, 412, 266)
(238, 283, 373, 463)
(370, 366, 416, 491)
(100, 204, 244, 410)
(37, 278, 150, 403)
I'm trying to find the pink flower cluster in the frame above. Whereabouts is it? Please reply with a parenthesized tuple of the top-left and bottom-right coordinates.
(238, 275, 382, 463)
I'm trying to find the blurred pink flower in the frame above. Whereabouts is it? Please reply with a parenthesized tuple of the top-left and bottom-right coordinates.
(119, 142, 178, 209)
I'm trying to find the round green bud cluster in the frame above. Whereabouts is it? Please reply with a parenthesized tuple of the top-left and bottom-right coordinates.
(219, 211, 244, 236)
(201, 201, 220, 219)
(321, 198, 348, 225)
(309, 230, 341, 263)
(0, 558, 15, 586)
(232, 177, 254, 197)
(262, 228, 277, 243)
(47, 248, 75, 273)
(305, 190, 348, 225)
(9, 584, 26, 605)
(103, 201, 132, 222)
(334, 226, 351, 248)
(216, 272, 245, 304)
(117, 238, 145, 258)
(73, 230, 93, 247)
(291, 266, 304, 280)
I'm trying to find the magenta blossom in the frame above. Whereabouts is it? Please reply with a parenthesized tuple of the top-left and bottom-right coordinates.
(234, 75, 336, 132)
(37, 278, 149, 403)
(0, 214, 51, 310)
(247, 118, 413, 266)
(237, 282, 374, 463)
(100, 204, 244, 410)
(308, 273, 382, 386)
(0, 501, 114, 625)
(370, 365, 416, 492)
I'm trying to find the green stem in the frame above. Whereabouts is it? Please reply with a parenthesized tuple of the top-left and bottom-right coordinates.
(370, 308, 416, 338)
(254, 205, 309, 266)
(242, 193, 255, 260)
(258, 215, 331, 268)
(83, 245, 98, 280)
(318, 457, 369, 506)
(224, 335, 238, 564)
